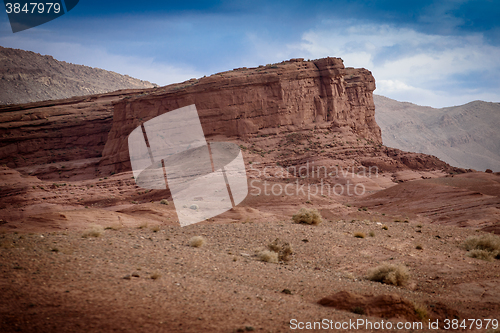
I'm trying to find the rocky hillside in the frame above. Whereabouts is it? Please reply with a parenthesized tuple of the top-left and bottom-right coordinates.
(375, 95, 500, 172)
(0, 46, 157, 105)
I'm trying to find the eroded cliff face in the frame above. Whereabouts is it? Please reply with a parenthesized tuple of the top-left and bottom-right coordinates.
(101, 57, 381, 172)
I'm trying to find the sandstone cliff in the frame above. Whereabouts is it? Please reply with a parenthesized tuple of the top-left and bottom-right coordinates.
(0, 46, 157, 105)
(101, 57, 381, 172)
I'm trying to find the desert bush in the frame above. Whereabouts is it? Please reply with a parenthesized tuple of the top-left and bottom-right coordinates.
(416, 244, 423, 250)
(258, 250, 278, 263)
(82, 224, 104, 238)
(292, 208, 322, 225)
(367, 263, 410, 286)
(369, 231, 375, 237)
(382, 225, 388, 230)
(467, 249, 494, 261)
(160, 199, 169, 205)
(150, 272, 161, 280)
(413, 303, 428, 321)
(354, 232, 365, 238)
(268, 238, 293, 262)
(189, 236, 206, 248)
(151, 225, 160, 233)
(462, 233, 500, 261)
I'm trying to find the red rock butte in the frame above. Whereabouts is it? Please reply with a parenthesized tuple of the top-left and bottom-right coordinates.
(100, 57, 381, 172)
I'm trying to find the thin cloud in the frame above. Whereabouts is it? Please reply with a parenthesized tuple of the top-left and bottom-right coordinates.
(289, 21, 500, 107)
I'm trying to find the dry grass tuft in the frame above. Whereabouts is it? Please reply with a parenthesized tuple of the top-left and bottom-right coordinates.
(292, 208, 322, 225)
(382, 225, 388, 230)
(467, 249, 494, 261)
(268, 238, 294, 262)
(354, 232, 365, 238)
(462, 233, 500, 261)
(258, 250, 279, 263)
(82, 224, 104, 238)
(189, 236, 206, 248)
(160, 199, 169, 205)
(369, 231, 375, 237)
(367, 263, 410, 286)
(150, 272, 161, 280)
(150, 225, 160, 233)
(413, 302, 428, 321)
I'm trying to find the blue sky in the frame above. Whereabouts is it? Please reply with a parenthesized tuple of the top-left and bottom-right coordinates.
(1, 0, 499, 107)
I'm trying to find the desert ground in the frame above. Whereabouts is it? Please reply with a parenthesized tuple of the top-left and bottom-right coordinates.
(1, 57, 499, 332)
(1, 131, 499, 332)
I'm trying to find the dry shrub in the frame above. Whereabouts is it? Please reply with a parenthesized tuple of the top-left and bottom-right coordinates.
(413, 303, 428, 321)
(292, 208, 322, 225)
(151, 225, 160, 233)
(82, 224, 104, 238)
(369, 231, 375, 237)
(268, 238, 293, 262)
(354, 232, 365, 238)
(462, 233, 500, 261)
(189, 236, 206, 248)
(258, 250, 278, 263)
(160, 199, 169, 205)
(367, 263, 410, 286)
(150, 272, 161, 280)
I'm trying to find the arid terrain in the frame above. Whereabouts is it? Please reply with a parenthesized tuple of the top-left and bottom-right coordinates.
(0, 57, 499, 332)
(0, 46, 157, 105)
(375, 95, 500, 172)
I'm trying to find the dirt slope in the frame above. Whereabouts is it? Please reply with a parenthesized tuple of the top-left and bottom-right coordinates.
(375, 95, 500, 172)
(0, 46, 157, 105)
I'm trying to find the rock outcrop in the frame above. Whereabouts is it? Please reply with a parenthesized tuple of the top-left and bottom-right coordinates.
(101, 57, 381, 172)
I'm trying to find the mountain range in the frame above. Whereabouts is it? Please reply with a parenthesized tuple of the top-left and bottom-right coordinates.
(375, 95, 500, 172)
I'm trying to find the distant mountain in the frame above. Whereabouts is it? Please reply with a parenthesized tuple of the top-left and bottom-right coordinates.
(0, 46, 157, 105)
(374, 95, 500, 172)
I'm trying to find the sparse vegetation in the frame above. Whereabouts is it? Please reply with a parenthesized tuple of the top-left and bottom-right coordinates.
(413, 302, 428, 321)
(462, 233, 500, 261)
(82, 224, 104, 238)
(367, 263, 410, 286)
(258, 250, 278, 263)
(416, 244, 423, 250)
(352, 306, 365, 315)
(160, 199, 169, 205)
(151, 225, 160, 233)
(292, 208, 323, 225)
(369, 231, 375, 237)
(467, 249, 494, 261)
(268, 238, 293, 262)
(189, 236, 206, 248)
(150, 272, 161, 280)
(382, 225, 388, 230)
(138, 222, 148, 229)
(354, 232, 365, 238)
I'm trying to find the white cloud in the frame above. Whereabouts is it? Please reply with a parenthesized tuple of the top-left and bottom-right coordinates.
(287, 22, 500, 107)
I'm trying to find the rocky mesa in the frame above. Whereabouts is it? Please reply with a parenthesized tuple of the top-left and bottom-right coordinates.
(101, 57, 381, 172)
